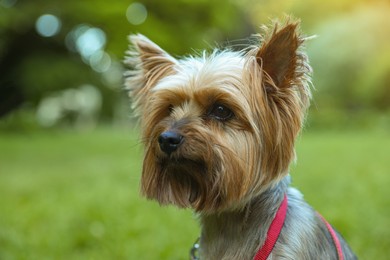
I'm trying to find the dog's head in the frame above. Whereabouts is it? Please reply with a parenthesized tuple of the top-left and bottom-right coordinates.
(125, 20, 311, 213)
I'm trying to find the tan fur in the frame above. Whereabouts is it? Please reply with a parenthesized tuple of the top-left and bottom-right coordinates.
(125, 18, 356, 259)
(125, 20, 311, 212)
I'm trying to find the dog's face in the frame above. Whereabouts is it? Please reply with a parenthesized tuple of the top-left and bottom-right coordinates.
(125, 21, 311, 213)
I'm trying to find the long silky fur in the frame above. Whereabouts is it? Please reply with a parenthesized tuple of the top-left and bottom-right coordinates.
(125, 18, 356, 259)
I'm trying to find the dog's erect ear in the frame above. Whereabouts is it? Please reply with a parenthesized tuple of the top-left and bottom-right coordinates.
(256, 21, 303, 91)
(246, 20, 312, 185)
(124, 34, 177, 114)
(127, 34, 176, 75)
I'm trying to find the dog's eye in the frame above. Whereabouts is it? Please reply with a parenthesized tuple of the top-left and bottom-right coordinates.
(209, 104, 233, 121)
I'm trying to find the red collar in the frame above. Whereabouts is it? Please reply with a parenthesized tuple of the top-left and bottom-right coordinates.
(190, 194, 343, 260)
(253, 194, 288, 260)
(253, 194, 344, 260)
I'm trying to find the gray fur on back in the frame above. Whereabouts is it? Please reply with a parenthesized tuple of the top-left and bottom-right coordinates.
(199, 177, 357, 259)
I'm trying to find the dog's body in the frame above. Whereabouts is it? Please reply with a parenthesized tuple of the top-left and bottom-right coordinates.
(125, 19, 356, 259)
(200, 177, 356, 259)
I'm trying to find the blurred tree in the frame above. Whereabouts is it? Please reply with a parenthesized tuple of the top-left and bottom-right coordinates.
(307, 4, 390, 113)
(0, 0, 251, 127)
(0, 0, 389, 129)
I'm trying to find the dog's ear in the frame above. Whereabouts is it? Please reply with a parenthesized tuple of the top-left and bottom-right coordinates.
(124, 34, 177, 115)
(246, 20, 312, 185)
(256, 21, 303, 91)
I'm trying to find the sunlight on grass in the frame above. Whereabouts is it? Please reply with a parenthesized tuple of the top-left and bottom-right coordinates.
(0, 128, 388, 259)
(291, 130, 390, 259)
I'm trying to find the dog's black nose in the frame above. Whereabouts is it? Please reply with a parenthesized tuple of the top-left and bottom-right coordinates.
(158, 131, 183, 155)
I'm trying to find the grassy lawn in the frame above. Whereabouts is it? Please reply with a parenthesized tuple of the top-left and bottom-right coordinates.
(0, 127, 388, 259)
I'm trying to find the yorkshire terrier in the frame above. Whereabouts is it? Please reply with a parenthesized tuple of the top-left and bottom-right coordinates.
(125, 18, 356, 259)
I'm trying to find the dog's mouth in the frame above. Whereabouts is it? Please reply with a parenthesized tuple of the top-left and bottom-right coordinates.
(159, 156, 206, 171)
(157, 156, 210, 204)
(158, 157, 208, 187)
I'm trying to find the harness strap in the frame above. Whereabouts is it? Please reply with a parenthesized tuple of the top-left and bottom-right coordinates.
(253, 194, 288, 260)
(192, 195, 344, 260)
(317, 213, 344, 260)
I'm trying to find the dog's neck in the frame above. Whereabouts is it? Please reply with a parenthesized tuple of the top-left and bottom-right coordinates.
(199, 176, 290, 259)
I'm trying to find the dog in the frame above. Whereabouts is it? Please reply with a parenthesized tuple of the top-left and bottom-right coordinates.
(125, 18, 357, 259)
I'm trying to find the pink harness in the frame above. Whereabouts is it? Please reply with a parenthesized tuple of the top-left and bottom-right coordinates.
(317, 213, 344, 260)
(253, 195, 344, 260)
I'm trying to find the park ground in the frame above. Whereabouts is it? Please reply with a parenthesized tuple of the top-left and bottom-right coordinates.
(0, 127, 389, 259)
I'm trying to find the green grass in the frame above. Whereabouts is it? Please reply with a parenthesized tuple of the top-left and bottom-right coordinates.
(0, 128, 389, 259)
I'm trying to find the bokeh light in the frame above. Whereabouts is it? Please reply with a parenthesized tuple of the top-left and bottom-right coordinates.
(75, 27, 106, 58)
(126, 2, 147, 25)
(89, 50, 112, 73)
(35, 14, 62, 37)
(65, 24, 110, 73)
(36, 85, 102, 128)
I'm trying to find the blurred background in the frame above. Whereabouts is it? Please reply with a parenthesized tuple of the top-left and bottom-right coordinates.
(0, 0, 389, 259)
